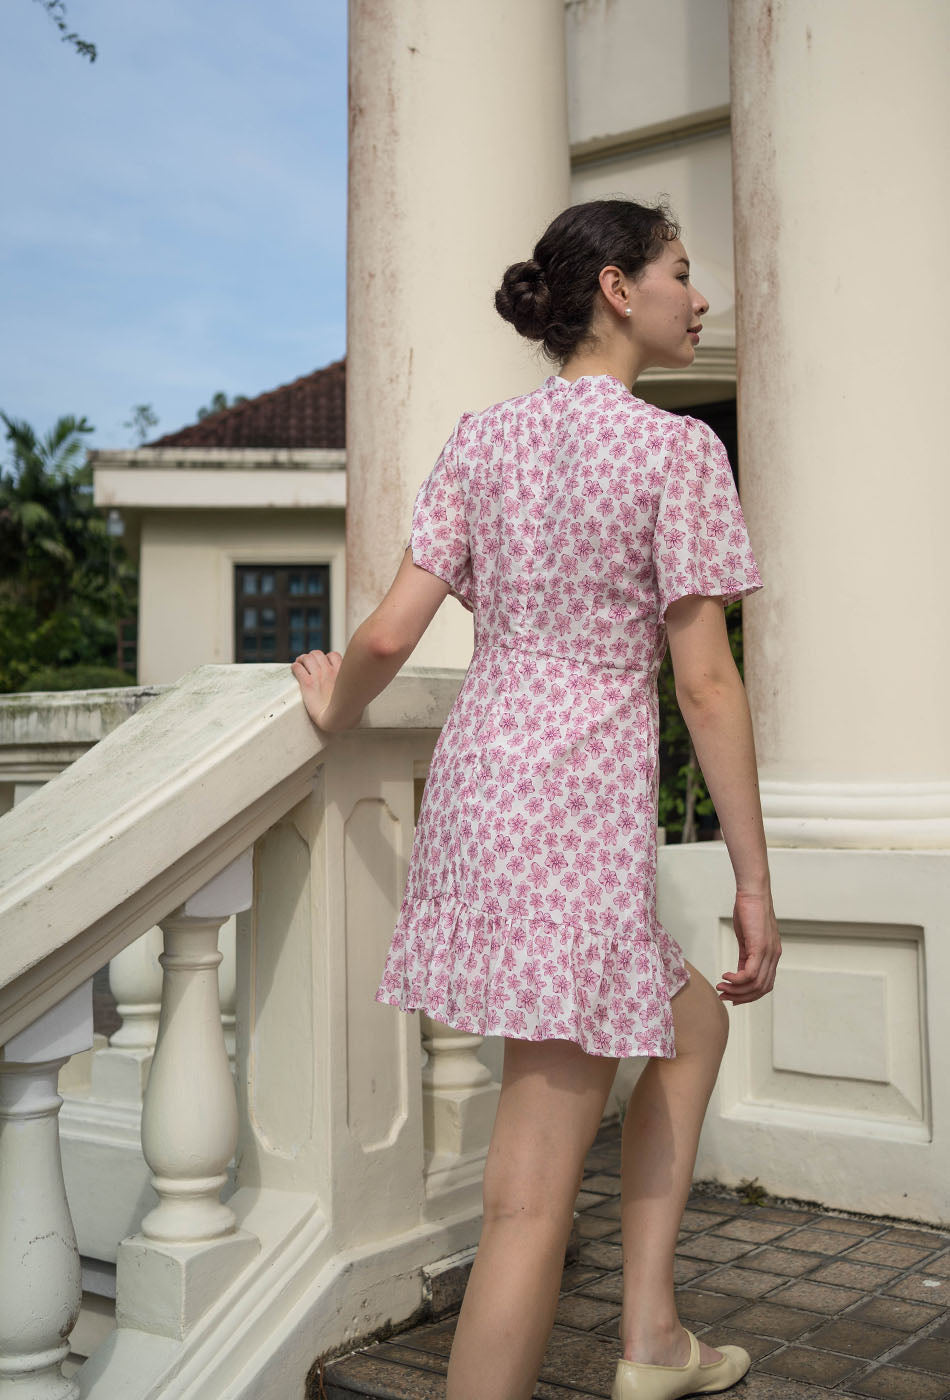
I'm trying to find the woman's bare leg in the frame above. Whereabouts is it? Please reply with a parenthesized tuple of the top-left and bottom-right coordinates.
(619, 961, 730, 1366)
(446, 1037, 619, 1400)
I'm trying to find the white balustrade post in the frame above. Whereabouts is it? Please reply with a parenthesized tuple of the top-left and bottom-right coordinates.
(217, 916, 237, 1071)
(419, 1015, 499, 1198)
(89, 925, 164, 1104)
(0, 980, 93, 1399)
(115, 851, 259, 1340)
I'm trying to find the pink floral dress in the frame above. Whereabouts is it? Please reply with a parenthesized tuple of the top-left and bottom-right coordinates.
(375, 372, 763, 1058)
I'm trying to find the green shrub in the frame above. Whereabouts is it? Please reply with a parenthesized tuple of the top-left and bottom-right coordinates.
(16, 664, 137, 693)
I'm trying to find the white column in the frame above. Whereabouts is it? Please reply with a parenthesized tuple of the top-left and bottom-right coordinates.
(729, 0, 950, 847)
(116, 852, 259, 1340)
(0, 981, 93, 1399)
(346, 0, 571, 666)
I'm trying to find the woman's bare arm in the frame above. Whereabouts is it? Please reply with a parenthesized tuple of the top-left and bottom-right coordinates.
(665, 594, 781, 1002)
(292, 548, 452, 732)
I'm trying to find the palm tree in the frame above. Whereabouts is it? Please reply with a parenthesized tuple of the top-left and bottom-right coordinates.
(0, 413, 137, 690)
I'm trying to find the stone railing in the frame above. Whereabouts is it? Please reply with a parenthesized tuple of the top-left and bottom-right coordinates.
(0, 664, 504, 1399)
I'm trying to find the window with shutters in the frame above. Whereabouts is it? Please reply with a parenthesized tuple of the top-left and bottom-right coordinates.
(234, 564, 330, 662)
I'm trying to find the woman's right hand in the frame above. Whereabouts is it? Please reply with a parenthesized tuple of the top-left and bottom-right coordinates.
(716, 888, 781, 1003)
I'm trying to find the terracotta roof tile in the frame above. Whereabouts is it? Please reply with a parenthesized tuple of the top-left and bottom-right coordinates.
(149, 358, 345, 449)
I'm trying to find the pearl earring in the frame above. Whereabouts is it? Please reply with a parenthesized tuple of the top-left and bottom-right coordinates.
(624, 307, 631, 316)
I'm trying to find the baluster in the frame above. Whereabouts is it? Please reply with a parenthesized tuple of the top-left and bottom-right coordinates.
(0, 980, 93, 1399)
(419, 1015, 500, 1193)
(116, 852, 258, 1339)
(89, 925, 164, 1104)
(217, 917, 237, 1071)
(140, 914, 234, 1243)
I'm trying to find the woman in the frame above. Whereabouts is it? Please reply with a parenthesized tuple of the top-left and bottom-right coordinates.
(293, 198, 781, 1400)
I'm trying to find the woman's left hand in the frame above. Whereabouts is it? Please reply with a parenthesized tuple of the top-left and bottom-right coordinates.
(292, 649, 343, 730)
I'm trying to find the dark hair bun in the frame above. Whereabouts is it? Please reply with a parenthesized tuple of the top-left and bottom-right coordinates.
(494, 198, 680, 363)
(494, 259, 551, 340)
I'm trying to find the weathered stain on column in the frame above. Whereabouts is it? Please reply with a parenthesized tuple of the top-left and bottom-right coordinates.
(729, 0, 950, 827)
(345, 1, 571, 667)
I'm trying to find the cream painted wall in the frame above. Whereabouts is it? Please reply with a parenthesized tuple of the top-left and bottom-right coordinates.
(571, 132, 735, 352)
(566, 0, 729, 144)
(137, 511, 346, 686)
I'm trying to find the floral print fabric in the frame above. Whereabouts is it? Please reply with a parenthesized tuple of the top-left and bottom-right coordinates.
(375, 373, 763, 1058)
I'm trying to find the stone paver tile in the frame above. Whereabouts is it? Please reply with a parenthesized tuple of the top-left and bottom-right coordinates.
(553, 1294, 621, 1332)
(583, 1198, 623, 1221)
(877, 1227, 950, 1249)
(925, 1253, 950, 1278)
(851, 1296, 946, 1331)
(676, 1233, 756, 1263)
(691, 1323, 783, 1362)
(373, 1342, 448, 1373)
(698, 1266, 791, 1299)
(674, 1255, 716, 1285)
(729, 1376, 840, 1398)
(577, 1271, 623, 1304)
(846, 1240, 941, 1269)
(581, 1174, 622, 1196)
(805, 1318, 905, 1359)
(780, 1227, 855, 1256)
(534, 1385, 607, 1400)
(757, 1343, 864, 1385)
(392, 1317, 457, 1357)
(885, 1273, 950, 1304)
(841, 1364, 950, 1398)
(577, 1241, 623, 1271)
(592, 1316, 621, 1340)
(574, 1213, 621, 1241)
(681, 1208, 730, 1231)
(725, 1301, 826, 1340)
(324, 1354, 448, 1399)
(740, 1247, 828, 1277)
(715, 1218, 797, 1244)
(575, 1189, 614, 1211)
(737, 1206, 819, 1226)
(809, 1216, 882, 1236)
(674, 1288, 746, 1324)
(559, 1264, 607, 1293)
(766, 1279, 866, 1315)
(810, 1259, 900, 1290)
(687, 1195, 744, 1217)
(890, 1337, 950, 1374)
(537, 1328, 619, 1396)
(933, 1317, 950, 1339)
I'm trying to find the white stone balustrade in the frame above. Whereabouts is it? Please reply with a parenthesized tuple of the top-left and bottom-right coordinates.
(419, 1016, 500, 1203)
(0, 665, 502, 1395)
(115, 853, 260, 1341)
(0, 980, 93, 1400)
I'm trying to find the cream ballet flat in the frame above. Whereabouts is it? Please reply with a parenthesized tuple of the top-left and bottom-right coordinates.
(611, 1328, 751, 1398)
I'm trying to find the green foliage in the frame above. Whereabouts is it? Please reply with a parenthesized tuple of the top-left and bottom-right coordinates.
(737, 1176, 770, 1207)
(196, 391, 249, 421)
(0, 412, 138, 692)
(32, 0, 96, 62)
(17, 664, 138, 693)
(124, 403, 159, 445)
(657, 600, 746, 844)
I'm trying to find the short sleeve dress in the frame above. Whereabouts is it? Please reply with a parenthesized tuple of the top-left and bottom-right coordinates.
(375, 372, 763, 1059)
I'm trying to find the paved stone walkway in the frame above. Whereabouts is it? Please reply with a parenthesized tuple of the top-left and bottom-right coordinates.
(323, 1121, 950, 1400)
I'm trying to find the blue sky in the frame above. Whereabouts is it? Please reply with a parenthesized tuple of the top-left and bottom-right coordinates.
(1, 0, 347, 451)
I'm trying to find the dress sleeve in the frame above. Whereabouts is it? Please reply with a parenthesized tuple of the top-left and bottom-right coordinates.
(406, 413, 475, 613)
(652, 414, 763, 621)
